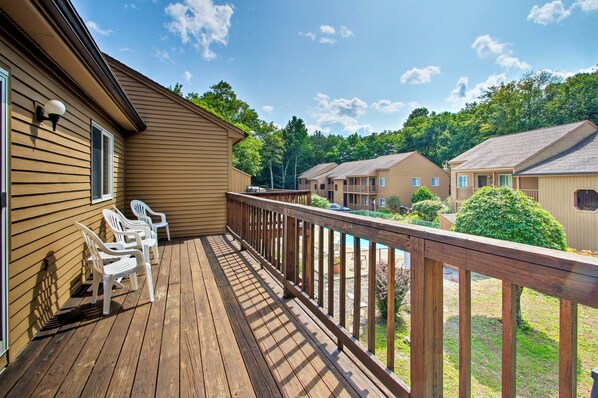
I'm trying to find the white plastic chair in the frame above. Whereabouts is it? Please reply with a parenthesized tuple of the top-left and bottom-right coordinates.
(103, 209, 159, 264)
(131, 200, 170, 241)
(75, 222, 154, 315)
(113, 206, 156, 240)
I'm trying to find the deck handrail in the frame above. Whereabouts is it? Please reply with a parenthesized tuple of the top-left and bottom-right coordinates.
(226, 191, 598, 397)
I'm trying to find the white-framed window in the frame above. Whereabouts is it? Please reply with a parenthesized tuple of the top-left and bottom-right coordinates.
(498, 174, 513, 188)
(379, 198, 386, 208)
(431, 177, 440, 186)
(0, 66, 9, 355)
(412, 177, 421, 187)
(363, 197, 368, 205)
(380, 178, 385, 187)
(457, 175, 468, 188)
(91, 122, 114, 203)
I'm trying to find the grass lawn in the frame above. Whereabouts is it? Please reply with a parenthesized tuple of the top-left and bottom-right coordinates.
(362, 276, 598, 397)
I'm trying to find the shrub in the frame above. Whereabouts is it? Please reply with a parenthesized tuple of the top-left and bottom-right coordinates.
(411, 186, 434, 204)
(387, 195, 401, 213)
(454, 186, 567, 325)
(412, 198, 447, 222)
(311, 193, 330, 209)
(375, 260, 410, 319)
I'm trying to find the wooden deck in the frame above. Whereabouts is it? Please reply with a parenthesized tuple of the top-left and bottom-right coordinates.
(0, 235, 388, 397)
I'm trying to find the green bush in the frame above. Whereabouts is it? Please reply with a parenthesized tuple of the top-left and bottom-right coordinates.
(387, 195, 401, 213)
(375, 261, 410, 320)
(411, 186, 435, 204)
(454, 186, 567, 326)
(412, 199, 447, 222)
(311, 193, 330, 209)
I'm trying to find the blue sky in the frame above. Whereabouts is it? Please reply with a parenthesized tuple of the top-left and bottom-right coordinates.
(73, 0, 597, 135)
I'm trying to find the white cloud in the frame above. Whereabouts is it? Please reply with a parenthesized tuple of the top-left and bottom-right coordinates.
(299, 31, 316, 41)
(340, 25, 354, 38)
(496, 54, 531, 70)
(183, 70, 192, 82)
(262, 105, 274, 113)
(320, 25, 336, 35)
(538, 65, 598, 80)
(400, 66, 441, 84)
(310, 93, 372, 134)
(319, 37, 336, 45)
(527, 1, 571, 25)
(579, 64, 598, 73)
(119, 47, 132, 52)
(86, 21, 113, 36)
(371, 99, 405, 114)
(124, 3, 137, 9)
(575, 0, 598, 12)
(446, 74, 506, 109)
(471, 35, 505, 58)
(165, 0, 233, 61)
(154, 49, 173, 62)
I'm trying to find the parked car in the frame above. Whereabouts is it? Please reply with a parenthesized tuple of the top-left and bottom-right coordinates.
(329, 203, 351, 212)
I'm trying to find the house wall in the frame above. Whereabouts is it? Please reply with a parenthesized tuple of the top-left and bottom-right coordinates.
(538, 175, 598, 251)
(332, 179, 344, 205)
(378, 153, 449, 207)
(519, 176, 539, 190)
(230, 167, 251, 193)
(1, 37, 126, 358)
(110, 61, 232, 237)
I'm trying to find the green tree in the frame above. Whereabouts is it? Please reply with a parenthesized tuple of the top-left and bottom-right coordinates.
(311, 193, 330, 209)
(255, 122, 284, 188)
(387, 195, 401, 213)
(282, 116, 310, 189)
(453, 186, 567, 325)
(412, 186, 435, 204)
(412, 199, 446, 222)
(232, 132, 263, 176)
(169, 82, 184, 97)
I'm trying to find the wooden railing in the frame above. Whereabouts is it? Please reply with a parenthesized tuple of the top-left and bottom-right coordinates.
(298, 183, 311, 191)
(243, 189, 312, 205)
(457, 187, 539, 202)
(346, 184, 377, 193)
(226, 192, 598, 397)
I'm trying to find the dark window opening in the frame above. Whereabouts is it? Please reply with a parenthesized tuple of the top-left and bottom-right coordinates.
(575, 189, 598, 211)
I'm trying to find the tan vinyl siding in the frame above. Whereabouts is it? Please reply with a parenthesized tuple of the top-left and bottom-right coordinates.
(230, 167, 251, 192)
(111, 63, 231, 237)
(538, 175, 598, 251)
(1, 37, 126, 357)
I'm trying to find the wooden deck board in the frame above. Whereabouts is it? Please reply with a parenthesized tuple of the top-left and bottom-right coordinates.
(0, 234, 387, 397)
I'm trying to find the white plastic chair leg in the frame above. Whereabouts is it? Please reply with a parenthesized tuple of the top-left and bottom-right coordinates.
(103, 275, 114, 315)
(130, 272, 138, 290)
(153, 243, 159, 262)
(145, 263, 155, 302)
(166, 225, 171, 241)
(91, 274, 100, 304)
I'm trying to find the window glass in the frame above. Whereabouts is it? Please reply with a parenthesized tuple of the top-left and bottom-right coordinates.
(432, 177, 440, 186)
(91, 123, 114, 202)
(380, 178, 385, 187)
(575, 189, 598, 211)
(379, 198, 386, 207)
(457, 175, 468, 188)
(412, 177, 421, 187)
(498, 174, 513, 188)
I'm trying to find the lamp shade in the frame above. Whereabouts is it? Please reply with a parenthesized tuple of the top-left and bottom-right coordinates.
(44, 99, 66, 116)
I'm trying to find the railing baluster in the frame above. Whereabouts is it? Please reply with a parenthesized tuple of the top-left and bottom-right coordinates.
(387, 247, 395, 371)
(317, 226, 324, 307)
(302, 221, 308, 288)
(353, 236, 362, 339)
(459, 269, 472, 398)
(283, 215, 296, 298)
(502, 281, 517, 397)
(327, 228, 334, 317)
(368, 241, 376, 353)
(306, 223, 315, 298)
(339, 232, 347, 350)
(410, 237, 443, 398)
(559, 299, 578, 398)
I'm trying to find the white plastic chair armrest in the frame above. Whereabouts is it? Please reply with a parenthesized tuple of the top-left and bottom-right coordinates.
(147, 208, 167, 224)
(105, 242, 126, 251)
(112, 230, 143, 247)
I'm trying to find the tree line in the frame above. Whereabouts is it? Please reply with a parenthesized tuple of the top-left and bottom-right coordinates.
(170, 69, 597, 189)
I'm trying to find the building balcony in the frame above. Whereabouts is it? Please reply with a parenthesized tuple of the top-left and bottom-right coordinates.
(345, 185, 377, 194)
(298, 182, 311, 191)
(457, 187, 539, 202)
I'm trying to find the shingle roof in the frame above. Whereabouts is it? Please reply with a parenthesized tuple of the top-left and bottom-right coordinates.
(516, 131, 598, 175)
(450, 121, 588, 170)
(327, 152, 415, 179)
(298, 163, 338, 179)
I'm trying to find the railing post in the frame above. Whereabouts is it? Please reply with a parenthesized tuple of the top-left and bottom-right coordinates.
(410, 237, 443, 398)
(283, 214, 297, 299)
(502, 282, 517, 397)
(559, 299, 578, 398)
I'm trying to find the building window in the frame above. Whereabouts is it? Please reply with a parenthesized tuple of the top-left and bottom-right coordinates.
(363, 197, 368, 205)
(431, 177, 440, 186)
(412, 177, 421, 187)
(457, 175, 468, 188)
(575, 189, 598, 211)
(380, 178, 385, 187)
(314, 184, 317, 190)
(498, 174, 513, 188)
(91, 122, 114, 203)
(379, 198, 386, 208)
(320, 183, 325, 190)
(335, 184, 338, 191)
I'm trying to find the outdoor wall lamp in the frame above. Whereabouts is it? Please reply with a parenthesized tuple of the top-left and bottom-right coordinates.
(36, 99, 66, 131)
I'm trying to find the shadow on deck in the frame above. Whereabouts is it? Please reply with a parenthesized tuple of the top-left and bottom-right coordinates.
(0, 235, 389, 397)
